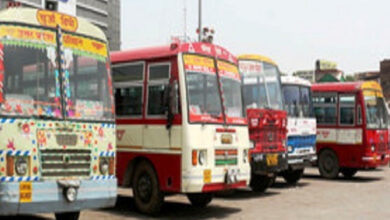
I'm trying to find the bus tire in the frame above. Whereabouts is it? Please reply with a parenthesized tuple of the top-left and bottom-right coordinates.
(318, 149, 339, 179)
(187, 193, 213, 207)
(132, 161, 164, 215)
(282, 169, 304, 184)
(340, 168, 358, 178)
(250, 174, 270, 192)
(55, 212, 80, 220)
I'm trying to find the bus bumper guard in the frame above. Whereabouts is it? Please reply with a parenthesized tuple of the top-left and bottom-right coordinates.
(0, 178, 117, 215)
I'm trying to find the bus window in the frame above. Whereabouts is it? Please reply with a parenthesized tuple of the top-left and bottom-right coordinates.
(313, 93, 337, 124)
(339, 95, 355, 125)
(283, 85, 300, 116)
(300, 86, 312, 117)
(147, 63, 170, 116)
(113, 62, 144, 116)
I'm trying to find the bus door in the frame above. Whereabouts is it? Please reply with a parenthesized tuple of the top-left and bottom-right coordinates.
(143, 60, 178, 150)
(337, 93, 361, 145)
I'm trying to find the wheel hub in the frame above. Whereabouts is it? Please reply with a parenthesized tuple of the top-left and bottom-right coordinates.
(137, 173, 152, 203)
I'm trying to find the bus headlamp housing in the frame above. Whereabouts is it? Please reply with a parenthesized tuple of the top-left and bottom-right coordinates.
(371, 145, 376, 153)
(288, 146, 293, 153)
(198, 150, 206, 166)
(99, 158, 109, 175)
(243, 149, 248, 163)
(15, 157, 28, 176)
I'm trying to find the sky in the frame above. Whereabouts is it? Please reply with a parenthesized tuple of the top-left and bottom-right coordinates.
(121, 0, 390, 75)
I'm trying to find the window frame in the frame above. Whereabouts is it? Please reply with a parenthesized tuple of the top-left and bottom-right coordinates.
(112, 61, 145, 118)
(338, 93, 356, 126)
(313, 92, 338, 125)
(357, 104, 363, 125)
(145, 62, 171, 118)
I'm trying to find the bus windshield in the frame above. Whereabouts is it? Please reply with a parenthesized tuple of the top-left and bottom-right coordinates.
(364, 91, 388, 129)
(184, 54, 223, 123)
(217, 60, 245, 124)
(62, 33, 114, 122)
(283, 85, 312, 117)
(0, 27, 62, 118)
(240, 60, 283, 110)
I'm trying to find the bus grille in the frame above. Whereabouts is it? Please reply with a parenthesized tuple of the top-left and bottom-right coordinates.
(250, 126, 282, 151)
(377, 143, 387, 153)
(215, 149, 238, 166)
(40, 149, 91, 178)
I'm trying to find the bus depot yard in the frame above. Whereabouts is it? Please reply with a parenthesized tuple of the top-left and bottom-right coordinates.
(23, 167, 390, 220)
(1, 5, 390, 220)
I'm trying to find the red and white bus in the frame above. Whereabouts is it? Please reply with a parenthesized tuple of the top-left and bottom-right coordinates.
(111, 41, 250, 214)
(238, 54, 288, 192)
(312, 81, 390, 178)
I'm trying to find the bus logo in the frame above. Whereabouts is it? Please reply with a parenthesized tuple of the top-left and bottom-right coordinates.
(37, 10, 78, 32)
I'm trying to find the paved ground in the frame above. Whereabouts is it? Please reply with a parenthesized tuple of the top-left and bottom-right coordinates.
(7, 166, 390, 220)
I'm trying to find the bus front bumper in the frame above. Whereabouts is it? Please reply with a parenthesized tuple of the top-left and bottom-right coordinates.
(251, 153, 288, 175)
(287, 153, 317, 170)
(0, 178, 117, 215)
(361, 154, 390, 168)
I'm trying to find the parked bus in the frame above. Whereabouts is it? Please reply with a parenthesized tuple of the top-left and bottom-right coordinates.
(312, 81, 390, 178)
(0, 8, 116, 220)
(280, 76, 317, 184)
(111, 41, 250, 214)
(238, 54, 288, 192)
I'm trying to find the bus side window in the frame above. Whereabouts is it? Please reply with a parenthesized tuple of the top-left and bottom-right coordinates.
(357, 105, 362, 125)
(112, 62, 144, 117)
(313, 93, 337, 125)
(339, 94, 355, 126)
(147, 63, 170, 116)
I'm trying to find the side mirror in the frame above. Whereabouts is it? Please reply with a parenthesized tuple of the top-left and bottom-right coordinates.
(164, 80, 179, 129)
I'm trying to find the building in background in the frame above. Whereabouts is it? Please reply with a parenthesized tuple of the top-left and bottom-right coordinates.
(380, 60, 390, 104)
(293, 70, 315, 82)
(354, 71, 380, 82)
(0, 0, 121, 50)
(315, 59, 344, 82)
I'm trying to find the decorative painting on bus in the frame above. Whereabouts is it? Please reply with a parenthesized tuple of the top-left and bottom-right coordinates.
(217, 60, 241, 81)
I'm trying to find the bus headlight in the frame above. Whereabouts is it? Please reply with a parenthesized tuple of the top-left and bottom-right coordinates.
(198, 150, 206, 166)
(250, 141, 255, 149)
(64, 187, 78, 203)
(243, 149, 248, 163)
(15, 157, 28, 176)
(371, 145, 376, 153)
(288, 146, 293, 153)
(99, 158, 109, 175)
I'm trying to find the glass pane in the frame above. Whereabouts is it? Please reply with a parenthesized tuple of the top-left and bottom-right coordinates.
(283, 85, 300, 116)
(65, 51, 114, 120)
(149, 65, 169, 81)
(113, 63, 144, 82)
(221, 77, 243, 118)
(340, 107, 354, 125)
(115, 87, 142, 116)
(314, 106, 337, 124)
(300, 86, 312, 117)
(1, 41, 61, 118)
(340, 95, 355, 105)
(148, 85, 167, 115)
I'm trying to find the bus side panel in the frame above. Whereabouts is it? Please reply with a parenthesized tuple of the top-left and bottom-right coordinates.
(117, 151, 181, 192)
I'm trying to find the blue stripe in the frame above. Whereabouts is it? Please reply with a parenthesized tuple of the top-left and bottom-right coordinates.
(9, 118, 15, 123)
(1, 118, 6, 123)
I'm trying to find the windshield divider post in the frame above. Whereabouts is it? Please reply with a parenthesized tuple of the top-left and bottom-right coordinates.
(56, 24, 66, 120)
(214, 58, 227, 126)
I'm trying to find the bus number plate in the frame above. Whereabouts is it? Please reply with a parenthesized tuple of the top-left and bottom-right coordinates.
(266, 154, 278, 166)
(204, 169, 211, 183)
(19, 182, 32, 203)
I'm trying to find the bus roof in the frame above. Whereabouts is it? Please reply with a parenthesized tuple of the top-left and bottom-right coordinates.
(237, 54, 277, 66)
(312, 81, 382, 93)
(281, 76, 311, 87)
(111, 42, 238, 64)
(0, 8, 107, 42)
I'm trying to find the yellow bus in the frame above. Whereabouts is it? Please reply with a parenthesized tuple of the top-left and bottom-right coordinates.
(0, 8, 116, 220)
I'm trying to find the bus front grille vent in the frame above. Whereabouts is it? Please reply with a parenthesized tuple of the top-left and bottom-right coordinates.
(40, 149, 91, 178)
